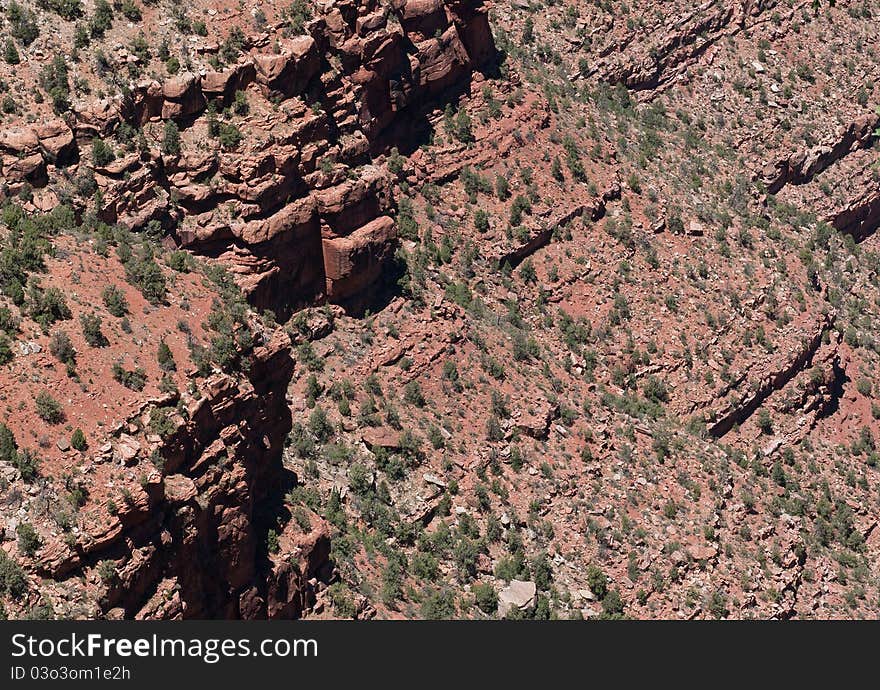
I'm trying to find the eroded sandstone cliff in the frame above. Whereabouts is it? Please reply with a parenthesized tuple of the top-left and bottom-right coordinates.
(1, 0, 496, 318)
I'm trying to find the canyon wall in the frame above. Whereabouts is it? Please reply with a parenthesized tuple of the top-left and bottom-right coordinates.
(0, 0, 496, 317)
(32, 330, 332, 619)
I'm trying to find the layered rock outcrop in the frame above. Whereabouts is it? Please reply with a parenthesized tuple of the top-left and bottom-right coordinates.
(0, 0, 495, 318)
(759, 113, 879, 194)
(34, 330, 329, 619)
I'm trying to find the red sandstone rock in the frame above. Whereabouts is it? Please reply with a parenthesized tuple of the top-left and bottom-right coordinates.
(254, 36, 321, 98)
(322, 215, 396, 302)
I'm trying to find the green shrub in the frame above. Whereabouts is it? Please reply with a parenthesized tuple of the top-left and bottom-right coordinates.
(233, 90, 249, 115)
(162, 120, 181, 156)
(283, 0, 312, 34)
(218, 122, 242, 149)
(12, 448, 39, 482)
(16, 522, 41, 556)
(35, 391, 64, 424)
(120, 0, 141, 21)
(90, 0, 114, 37)
(472, 582, 498, 614)
(112, 362, 147, 391)
(756, 408, 773, 435)
(586, 564, 608, 600)
(328, 582, 357, 618)
(39, 54, 71, 114)
(0, 334, 12, 365)
(0, 550, 27, 599)
(28, 285, 71, 331)
(148, 407, 177, 438)
(166, 251, 190, 273)
(80, 312, 108, 347)
(0, 423, 16, 463)
(221, 25, 245, 61)
(420, 588, 456, 619)
(157, 340, 176, 371)
(36, 0, 83, 20)
(101, 285, 129, 317)
(395, 197, 418, 241)
(49, 330, 75, 364)
(125, 255, 167, 303)
(4, 38, 20, 65)
(97, 560, 117, 583)
(600, 589, 625, 618)
(91, 138, 115, 166)
(474, 209, 489, 233)
(266, 528, 279, 554)
(348, 463, 372, 496)
(308, 406, 333, 442)
(8, 2, 39, 45)
(70, 428, 87, 451)
(643, 376, 669, 404)
(403, 380, 426, 407)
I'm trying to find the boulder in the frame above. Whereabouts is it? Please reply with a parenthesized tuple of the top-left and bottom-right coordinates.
(35, 120, 76, 164)
(398, 0, 449, 41)
(163, 474, 197, 504)
(74, 99, 121, 138)
(201, 62, 257, 102)
(498, 580, 537, 617)
(254, 36, 321, 98)
(415, 27, 471, 93)
(162, 72, 206, 120)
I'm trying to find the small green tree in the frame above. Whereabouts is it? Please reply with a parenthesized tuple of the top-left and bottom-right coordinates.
(97, 559, 117, 583)
(80, 312, 108, 347)
(12, 448, 39, 482)
(120, 0, 141, 21)
(71, 428, 87, 451)
(4, 38, 20, 65)
(495, 174, 510, 200)
(91, 138, 115, 166)
(101, 285, 129, 317)
(162, 120, 181, 156)
(453, 109, 473, 143)
(757, 408, 773, 435)
(601, 589, 625, 617)
(0, 334, 12, 365)
(16, 522, 41, 556)
(0, 423, 16, 463)
(473, 582, 498, 614)
(35, 391, 64, 424)
(474, 209, 489, 233)
(586, 564, 608, 600)
(157, 340, 176, 371)
(218, 122, 242, 149)
(403, 381, 425, 407)
(0, 549, 27, 598)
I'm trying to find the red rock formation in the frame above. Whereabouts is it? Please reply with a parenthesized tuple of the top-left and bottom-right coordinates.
(0, 0, 496, 319)
(323, 214, 396, 302)
(32, 329, 327, 619)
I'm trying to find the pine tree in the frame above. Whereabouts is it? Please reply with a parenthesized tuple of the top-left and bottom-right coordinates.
(162, 120, 180, 156)
(157, 339, 176, 371)
(71, 428, 87, 451)
(4, 39, 20, 65)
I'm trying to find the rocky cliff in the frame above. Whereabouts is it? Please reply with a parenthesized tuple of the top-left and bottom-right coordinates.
(0, 0, 495, 318)
(17, 327, 331, 619)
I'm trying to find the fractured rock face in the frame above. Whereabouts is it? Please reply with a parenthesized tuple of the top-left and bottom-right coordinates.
(5, 0, 495, 319)
(254, 36, 322, 99)
(322, 215, 397, 303)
